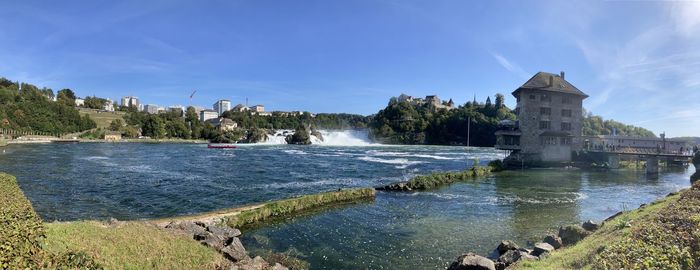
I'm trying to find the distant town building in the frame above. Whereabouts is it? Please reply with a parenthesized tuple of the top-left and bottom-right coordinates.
(143, 104, 159, 114)
(138, 104, 144, 111)
(232, 104, 249, 112)
(157, 106, 166, 114)
(103, 99, 115, 112)
(200, 109, 218, 122)
(75, 98, 85, 107)
(250, 105, 265, 113)
(495, 71, 588, 162)
(207, 117, 238, 132)
(213, 99, 231, 116)
(168, 105, 184, 116)
(121, 96, 140, 108)
(104, 131, 122, 141)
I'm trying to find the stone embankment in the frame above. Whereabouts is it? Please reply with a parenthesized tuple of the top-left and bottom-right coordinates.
(163, 221, 287, 270)
(447, 220, 601, 270)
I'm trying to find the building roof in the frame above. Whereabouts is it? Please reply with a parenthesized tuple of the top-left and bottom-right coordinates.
(513, 71, 588, 98)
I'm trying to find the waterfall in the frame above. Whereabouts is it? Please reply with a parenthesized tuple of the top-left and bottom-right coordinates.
(260, 129, 374, 146)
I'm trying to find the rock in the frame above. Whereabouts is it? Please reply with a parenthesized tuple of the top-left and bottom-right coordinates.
(271, 263, 288, 270)
(494, 262, 506, 270)
(604, 211, 623, 222)
(166, 221, 209, 239)
(201, 233, 224, 250)
(558, 225, 591, 246)
(230, 256, 269, 270)
(497, 249, 522, 266)
(543, 234, 562, 249)
(521, 253, 539, 260)
(531, 242, 554, 257)
(496, 240, 520, 255)
(221, 237, 250, 262)
(377, 182, 413, 191)
(207, 224, 242, 242)
(310, 130, 323, 142)
(582, 220, 600, 231)
(447, 252, 496, 270)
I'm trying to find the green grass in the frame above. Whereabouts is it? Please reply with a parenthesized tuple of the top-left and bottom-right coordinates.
(226, 188, 376, 229)
(513, 182, 700, 270)
(44, 221, 226, 270)
(380, 165, 495, 191)
(0, 173, 44, 269)
(78, 109, 126, 129)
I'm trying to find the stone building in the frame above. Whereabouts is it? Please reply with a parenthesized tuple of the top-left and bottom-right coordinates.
(104, 131, 122, 141)
(496, 71, 588, 163)
(213, 99, 231, 116)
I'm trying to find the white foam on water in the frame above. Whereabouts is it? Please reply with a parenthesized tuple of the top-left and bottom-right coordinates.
(365, 150, 460, 160)
(312, 130, 376, 146)
(357, 156, 425, 169)
(283, 149, 308, 155)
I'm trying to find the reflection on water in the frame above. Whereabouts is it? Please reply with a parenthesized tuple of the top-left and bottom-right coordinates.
(0, 143, 692, 269)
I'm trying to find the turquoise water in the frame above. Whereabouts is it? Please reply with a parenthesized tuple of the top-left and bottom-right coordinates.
(0, 143, 692, 269)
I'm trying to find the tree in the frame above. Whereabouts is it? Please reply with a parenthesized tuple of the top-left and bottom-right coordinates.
(495, 94, 505, 108)
(109, 119, 124, 131)
(84, 96, 108, 109)
(57, 89, 76, 107)
(142, 116, 166, 138)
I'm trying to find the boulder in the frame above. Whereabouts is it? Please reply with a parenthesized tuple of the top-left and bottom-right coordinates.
(531, 242, 554, 257)
(271, 263, 289, 270)
(581, 220, 600, 231)
(166, 221, 208, 239)
(496, 240, 519, 255)
(221, 237, 250, 262)
(558, 225, 591, 246)
(497, 249, 522, 266)
(207, 224, 242, 242)
(447, 253, 496, 270)
(521, 253, 539, 261)
(230, 256, 269, 270)
(604, 211, 623, 222)
(543, 234, 562, 249)
(201, 233, 224, 250)
(494, 262, 506, 270)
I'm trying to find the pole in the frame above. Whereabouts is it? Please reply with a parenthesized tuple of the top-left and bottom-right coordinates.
(467, 116, 471, 147)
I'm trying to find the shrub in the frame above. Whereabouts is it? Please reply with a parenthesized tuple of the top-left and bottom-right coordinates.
(0, 173, 44, 269)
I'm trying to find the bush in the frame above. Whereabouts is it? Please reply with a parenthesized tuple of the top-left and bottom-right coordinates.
(0, 173, 44, 269)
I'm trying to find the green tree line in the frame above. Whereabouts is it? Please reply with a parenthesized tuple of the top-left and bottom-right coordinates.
(369, 94, 516, 146)
(0, 77, 96, 135)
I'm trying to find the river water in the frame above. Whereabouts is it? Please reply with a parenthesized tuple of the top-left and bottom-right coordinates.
(0, 140, 693, 269)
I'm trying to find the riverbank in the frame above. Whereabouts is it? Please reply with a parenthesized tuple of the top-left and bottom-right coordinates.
(446, 180, 700, 270)
(514, 181, 699, 269)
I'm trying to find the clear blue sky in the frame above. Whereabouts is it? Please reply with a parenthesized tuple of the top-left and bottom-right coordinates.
(1, 0, 699, 136)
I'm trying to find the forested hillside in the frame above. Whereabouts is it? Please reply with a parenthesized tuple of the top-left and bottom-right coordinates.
(582, 113, 656, 137)
(0, 77, 96, 135)
(369, 94, 516, 146)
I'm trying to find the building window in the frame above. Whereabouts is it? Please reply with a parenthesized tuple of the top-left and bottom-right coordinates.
(539, 121, 551, 130)
(561, 122, 572, 131)
(541, 136, 557, 145)
(540, 107, 551, 115)
(529, 94, 536, 100)
(562, 97, 572, 104)
(515, 107, 520, 115)
(516, 95, 521, 103)
(560, 137, 572, 145)
(561, 109, 572, 117)
(541, 94, 551, 102)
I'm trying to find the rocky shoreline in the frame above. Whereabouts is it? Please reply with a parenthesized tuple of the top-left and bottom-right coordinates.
(447, 220, 602, 270)
(163, 221, 287, 270)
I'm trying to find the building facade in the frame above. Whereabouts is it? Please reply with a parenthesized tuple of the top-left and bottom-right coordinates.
(496, 71, 588, 162)
(143, 104, 159, 114)
(250, 105, 265, 113)
(200, 109, 218, 122)
(213, 99, 231, 116)
(121, 96, 140, 108)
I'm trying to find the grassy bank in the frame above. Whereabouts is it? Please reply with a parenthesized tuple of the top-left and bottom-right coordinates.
(513, 181, 700, 269)
(78, 109, 126, 129)
(379, 163, 497, 191)
(0, 172, 225, 269)
(44, 221, 226, 269)
(226, 188, 376, 228)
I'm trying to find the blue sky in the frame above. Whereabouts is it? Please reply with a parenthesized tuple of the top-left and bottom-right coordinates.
(1, 0, 699, 136)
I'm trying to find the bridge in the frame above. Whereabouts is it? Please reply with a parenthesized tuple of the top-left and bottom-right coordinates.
(586, 146, 693, 174)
